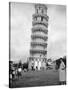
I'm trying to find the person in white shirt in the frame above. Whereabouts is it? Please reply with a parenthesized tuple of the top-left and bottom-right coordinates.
(38, 60, 41, 70)
(34, 59, 38, 70)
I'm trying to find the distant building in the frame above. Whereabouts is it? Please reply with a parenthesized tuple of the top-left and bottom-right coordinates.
(29, 4, 49, 70)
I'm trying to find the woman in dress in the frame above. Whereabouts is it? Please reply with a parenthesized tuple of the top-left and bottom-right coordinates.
(59, 58, 66, 85)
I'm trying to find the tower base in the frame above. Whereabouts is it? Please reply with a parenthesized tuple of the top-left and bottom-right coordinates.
(28, 57, 47, 71)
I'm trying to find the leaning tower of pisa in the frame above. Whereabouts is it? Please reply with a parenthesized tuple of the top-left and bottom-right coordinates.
(29, 4, 49, 70)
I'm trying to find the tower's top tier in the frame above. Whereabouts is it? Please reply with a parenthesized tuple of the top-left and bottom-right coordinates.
(35, 4, 47, 15)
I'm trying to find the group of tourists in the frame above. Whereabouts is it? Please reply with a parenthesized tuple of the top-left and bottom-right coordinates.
(9, 64, 22, 80)
(9, 61, 29, 81)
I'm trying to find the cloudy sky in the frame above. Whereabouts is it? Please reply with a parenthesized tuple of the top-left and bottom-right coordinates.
(10, 2, 66, 62)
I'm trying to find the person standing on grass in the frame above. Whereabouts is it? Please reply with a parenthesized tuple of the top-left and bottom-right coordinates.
(34, 59, 38, 70)
(59, 58, 66, 85)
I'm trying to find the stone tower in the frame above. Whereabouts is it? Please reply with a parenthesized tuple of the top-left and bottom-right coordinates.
(29, 4, 49, 70)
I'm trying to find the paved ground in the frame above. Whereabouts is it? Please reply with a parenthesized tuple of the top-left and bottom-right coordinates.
(11, 69, 60, 88)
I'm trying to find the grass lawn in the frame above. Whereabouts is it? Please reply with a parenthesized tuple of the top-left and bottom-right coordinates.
(10, 69, 59, 88)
